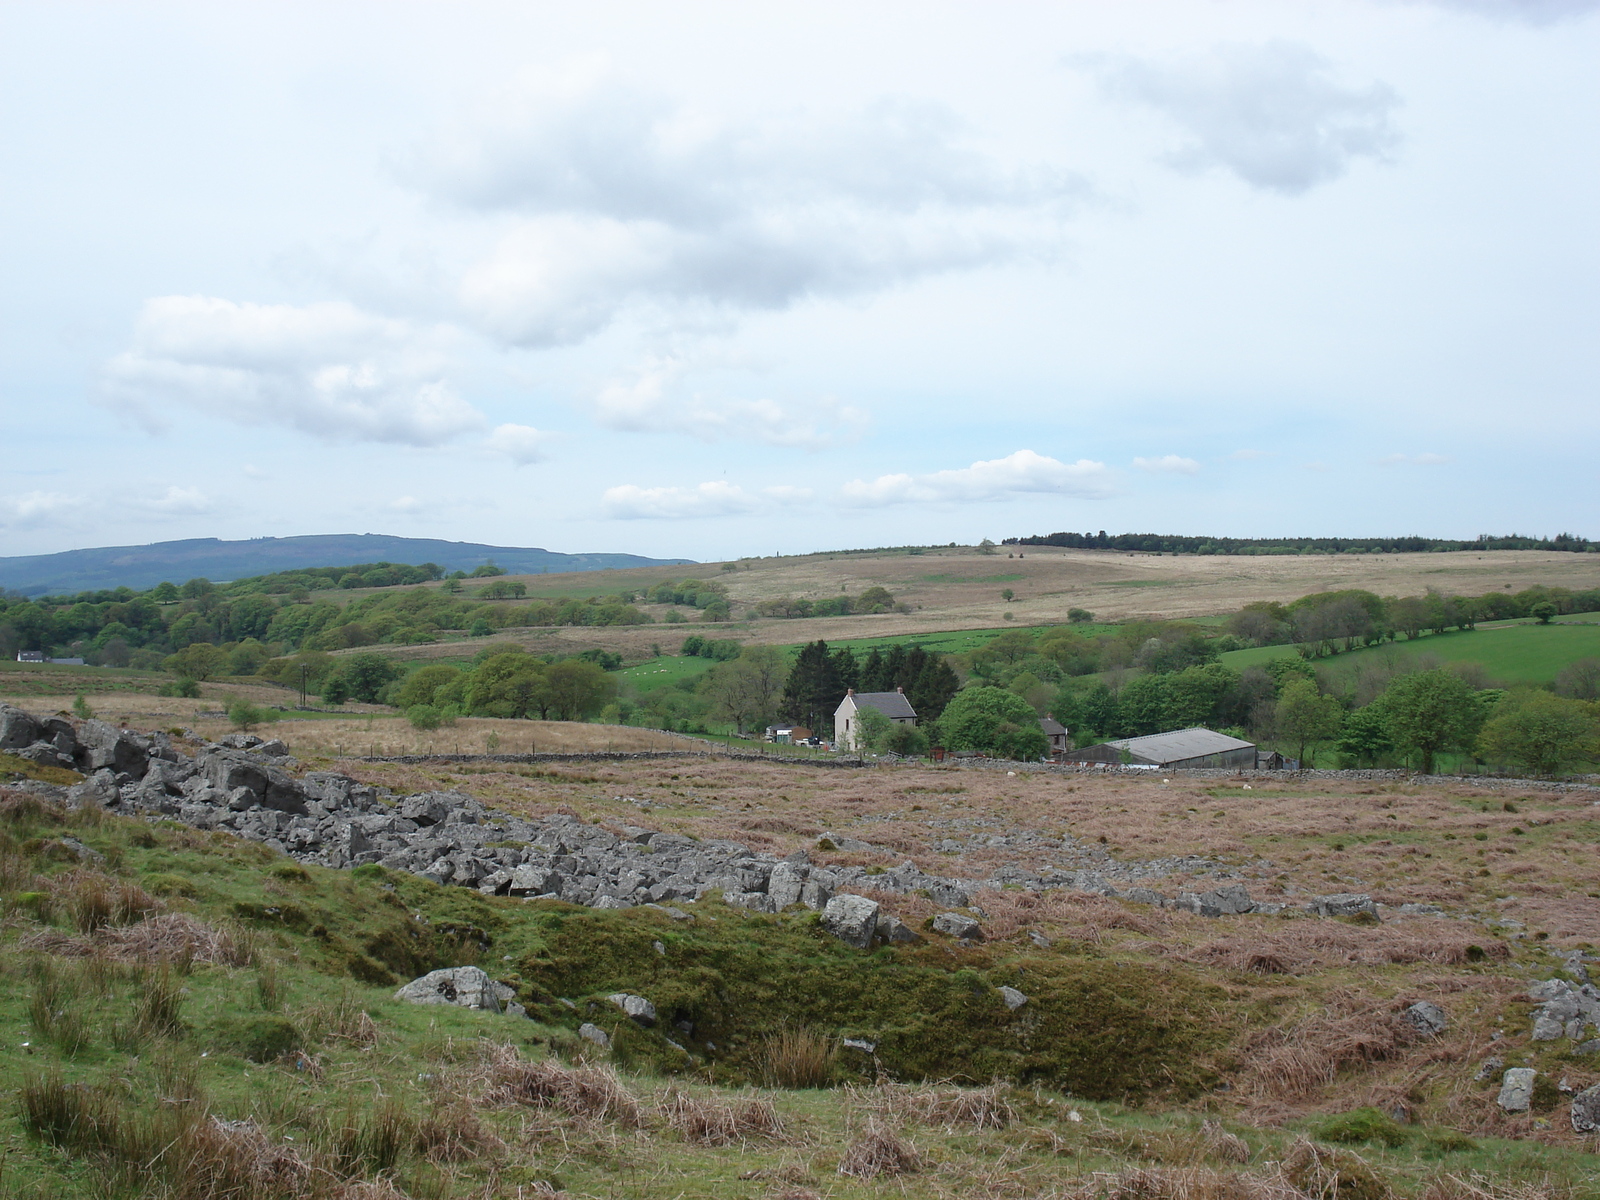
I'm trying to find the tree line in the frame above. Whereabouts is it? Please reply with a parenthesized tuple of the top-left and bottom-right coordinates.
(0, 566, 742, 670)
(1006, 531, 1595, 556)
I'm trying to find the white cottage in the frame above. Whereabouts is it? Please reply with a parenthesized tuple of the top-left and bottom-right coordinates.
(834, 687, 917, 752)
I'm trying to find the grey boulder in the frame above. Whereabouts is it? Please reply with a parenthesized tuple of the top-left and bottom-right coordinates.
(395, 966, 516, 1014)
(1401, 1001, 1448, 1036)
(607, 993, 657, 1025)
(1497, 1068, 1536, 1113)
(932, 911, 983, 941)
(1570, 1083, 1600, 1133)
(822, 894, 880, 949)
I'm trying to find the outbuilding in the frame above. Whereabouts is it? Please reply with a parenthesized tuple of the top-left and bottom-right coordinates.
(1071, 727, 1257, 770)
(1039, 716, 1070, 758)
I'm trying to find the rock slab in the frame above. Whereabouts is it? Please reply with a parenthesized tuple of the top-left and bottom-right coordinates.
(822, 894, 880, 949)
(395, 966, 517, 1015)
(1497, 1068, 1536, 1113)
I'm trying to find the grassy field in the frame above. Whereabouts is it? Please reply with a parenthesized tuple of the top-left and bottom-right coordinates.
(290, 544, 1598, 669)
(2, 735, 1599, 1198)
(1220, 616, 1600, 686)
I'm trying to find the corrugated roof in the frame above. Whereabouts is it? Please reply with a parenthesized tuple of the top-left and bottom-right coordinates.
(1106, 727, 1254, 764)
(840, 690, 917, 719)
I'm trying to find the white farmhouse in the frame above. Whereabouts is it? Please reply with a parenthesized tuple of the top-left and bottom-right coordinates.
(834, 687, 917, 752)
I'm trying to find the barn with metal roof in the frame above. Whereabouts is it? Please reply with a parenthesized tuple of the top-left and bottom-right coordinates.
(1072, 727, 1257, 770)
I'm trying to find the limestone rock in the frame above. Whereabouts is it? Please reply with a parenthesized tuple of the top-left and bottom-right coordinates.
(1569, 1083, 1600, 1133)
(1497, 1068, 1536, 1112)
(875, 913, 920, 944)
(578, 1023, 610, 1048)
(0, 703, 43, 751)
(395, 966, 515, 1014)
(999, 986, 1029, 1011)
(822, 894, 880, 949)
(607, 993, 657, 1025)
(932, 911, 983, 941)
(1306, 893, 1378, 919)
(1402, 1001, 1448, 1036)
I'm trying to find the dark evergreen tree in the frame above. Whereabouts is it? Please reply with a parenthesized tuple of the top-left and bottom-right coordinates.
(909, 656, 960, 722)
(780, 640, 846, 732)
(859, 647, 889, 692)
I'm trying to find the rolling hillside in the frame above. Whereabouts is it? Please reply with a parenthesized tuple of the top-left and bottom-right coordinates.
(0, 534, 695, 595)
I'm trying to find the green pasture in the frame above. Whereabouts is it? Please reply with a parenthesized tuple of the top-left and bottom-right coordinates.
(1218, 615, 1600, 685)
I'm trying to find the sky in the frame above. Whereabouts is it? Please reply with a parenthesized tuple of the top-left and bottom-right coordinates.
(1, 0, 1597, 563)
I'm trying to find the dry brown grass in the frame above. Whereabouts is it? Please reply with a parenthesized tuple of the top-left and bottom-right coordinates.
(478, 1048, 644, 1127)
(836, 1119, 919, 1179)
(1281, 1139, 1392, 1200)
(1242, 999, 1419, 1103)
(1061, 1166, 1304, 1200)
(1420, 1175, 1569, 1200)
(278, 716, 696, 760)
(852, 1081, 1017, 1132)
(44, 869, 160, 934)
(657, 1085, 787, 1145)
(23, 912, 255, 967)
(1180, 921, 1511, 975)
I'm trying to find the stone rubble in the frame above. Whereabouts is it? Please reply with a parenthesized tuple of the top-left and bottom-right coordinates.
(0, 704, 1412, 947)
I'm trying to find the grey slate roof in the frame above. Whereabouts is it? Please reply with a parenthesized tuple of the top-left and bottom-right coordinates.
(1105, 727, 1254, 764)
(1039, 717, 1068, 736)
(842, 691, 917, 720)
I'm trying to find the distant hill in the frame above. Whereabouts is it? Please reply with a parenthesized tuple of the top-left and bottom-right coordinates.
(0, 534, 695, 596)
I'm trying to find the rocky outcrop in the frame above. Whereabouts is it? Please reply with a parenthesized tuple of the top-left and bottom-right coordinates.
(1528, 978, 1600, 1043)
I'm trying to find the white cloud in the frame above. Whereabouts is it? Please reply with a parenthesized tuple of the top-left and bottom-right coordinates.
(592, 357, 868, 448)
(1397, 0, 1600, 24)
(1087, 41, 1400, 194)
(485, 422, 549, 465)
(389, 495, 423, 513)
(413, 71, 1085, 346)
(0, 491, 89, 530)
(101, 296, 485, 446)
(138, 485, 213, 515)
(1133, 454, 1201, 474)
(840, 449, 1112, 508)
(1379, 451, 1452, 465)
(601, 480, 803, 520)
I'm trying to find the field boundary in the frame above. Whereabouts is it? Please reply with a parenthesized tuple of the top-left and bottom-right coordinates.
(347, 747, 870, 769)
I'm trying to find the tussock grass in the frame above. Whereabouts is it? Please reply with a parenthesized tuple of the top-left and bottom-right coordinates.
(479, 1047, 644, 1127)
(1062, 1166, 1303, 1200)
(836, 1119, 918, 1179)
(758, 1027, 837, 1089)
(24, 911, 256, 966)
(852, 1080, 1016, 1131)
(658, 1084, 787, 1145)
(1281, 1138, 1392, 1200)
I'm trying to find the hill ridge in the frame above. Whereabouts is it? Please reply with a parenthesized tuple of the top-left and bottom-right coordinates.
(0, 533, 695, 596)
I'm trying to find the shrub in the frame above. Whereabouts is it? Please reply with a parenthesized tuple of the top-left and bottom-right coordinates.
(407, 704, 449, 731)
(226, 699, 270, 732)
(158, 677, 202, 698)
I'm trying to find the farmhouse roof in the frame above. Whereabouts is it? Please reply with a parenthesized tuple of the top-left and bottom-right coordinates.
(1105, 728, 1254, 763)
(839, 689, 917, 720)
(1039, 717, 1067, 736)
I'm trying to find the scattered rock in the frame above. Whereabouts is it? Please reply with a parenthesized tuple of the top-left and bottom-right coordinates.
(1401, 1001, 1448, 1036)
(1498, 1068, 1536, 1112)
(395, 966, 516, 1015)
(999, 986, 1029, 1011)
(1305, 893, 1378, 919)
(1569, 1083, 1600, 1133)
(578, 1023, 610, 1048)
(822, 894, 881, 949)
(607, 993, 657, 1026)
(1473, 1056, 1503, 1082)
(875, 913, 920, 944)
(931, 911, 983, 940)
(842, 1038, 877, 1053)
